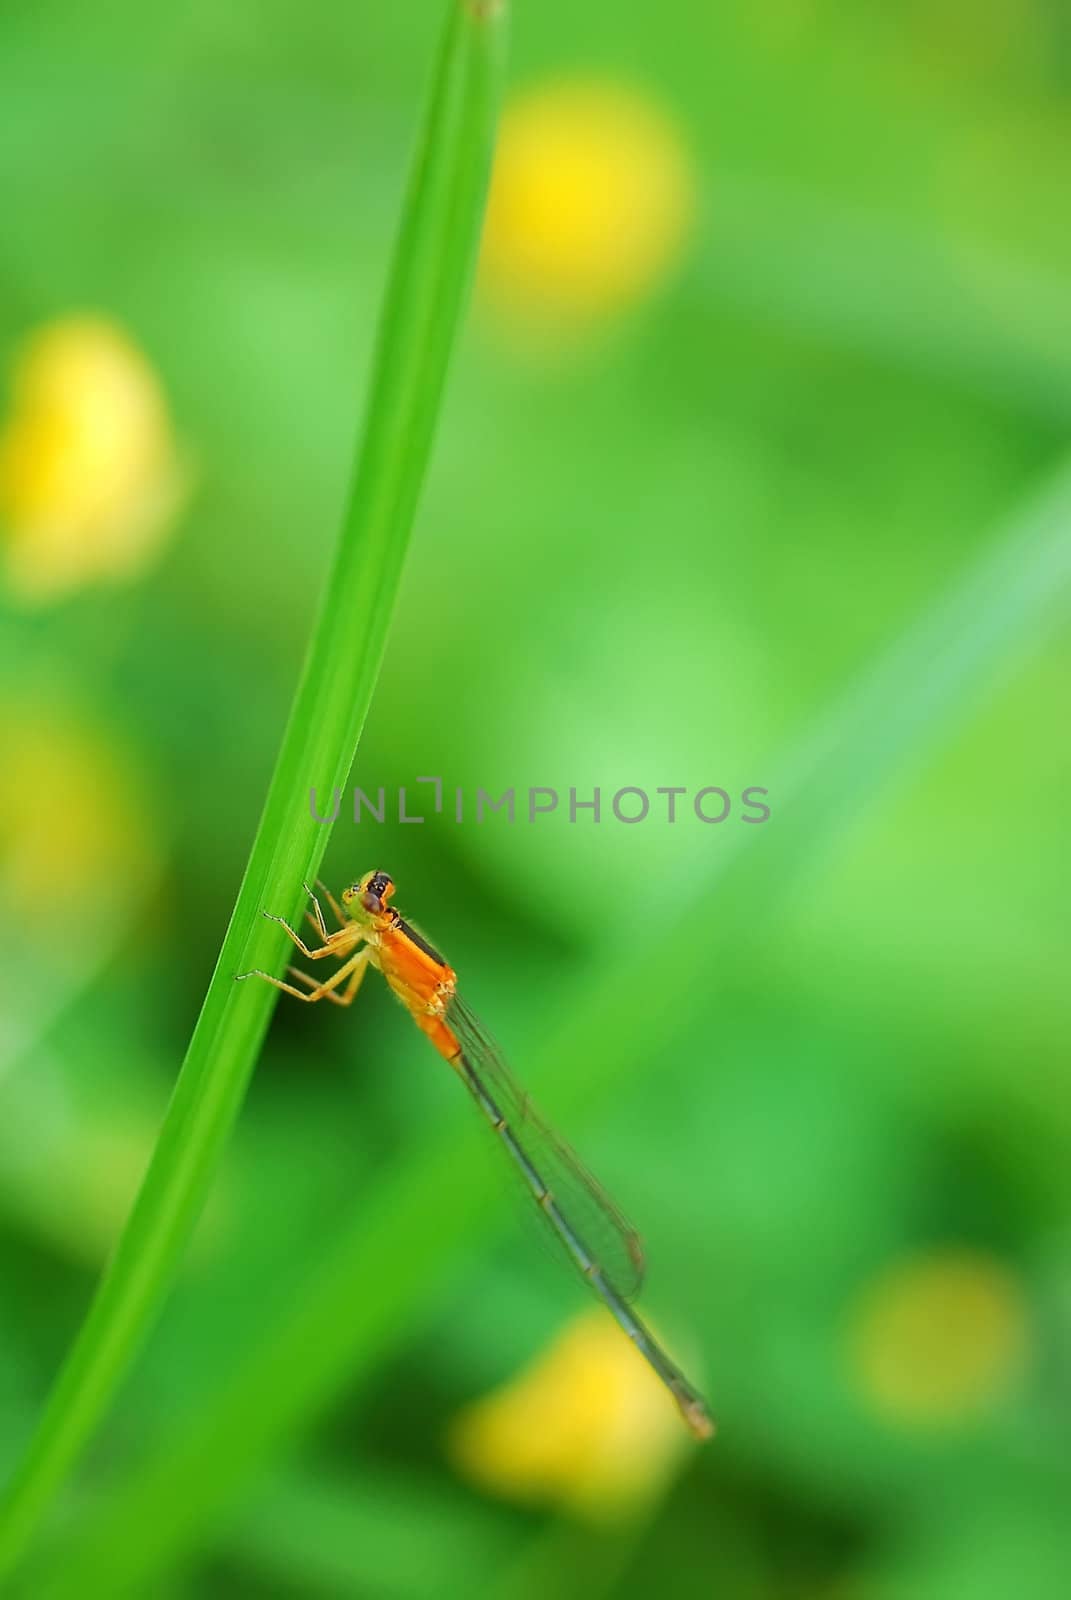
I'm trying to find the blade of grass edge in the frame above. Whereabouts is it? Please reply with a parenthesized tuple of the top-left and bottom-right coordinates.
(44, 459, 1071, 1596)
(0, 0, 505, 1579)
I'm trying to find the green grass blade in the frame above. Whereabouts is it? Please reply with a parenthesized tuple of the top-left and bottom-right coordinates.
(41, 459, 1071, 1595)
(0, 0, 505, 1580)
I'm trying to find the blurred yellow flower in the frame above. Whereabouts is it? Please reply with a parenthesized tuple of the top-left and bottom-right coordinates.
(447, 1307, 692, 1519)
(0, 702, 160, 945)
(0, 315, 184, 602)
(480, 78, 697, 326)
(845, 1250, 1028, 1427)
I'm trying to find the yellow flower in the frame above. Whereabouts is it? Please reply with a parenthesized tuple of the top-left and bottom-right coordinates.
(447, 1308, 693, 1519)
(844, 1250, 1028, 1427)
(0, 701, 160, 946)
(480, 79, 697, 327)
(0, 315, 185, 602)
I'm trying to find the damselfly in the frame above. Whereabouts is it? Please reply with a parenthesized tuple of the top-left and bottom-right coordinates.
(238, 870, 714, 1440)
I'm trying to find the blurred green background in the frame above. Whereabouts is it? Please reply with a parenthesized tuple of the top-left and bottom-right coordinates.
(2, 1, 1070, 1595)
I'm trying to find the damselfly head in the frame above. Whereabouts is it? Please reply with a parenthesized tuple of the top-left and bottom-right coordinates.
(343, 868, 395, 916)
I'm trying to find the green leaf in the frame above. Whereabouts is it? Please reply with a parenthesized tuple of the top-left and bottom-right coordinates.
(0, 0, 505, 1580)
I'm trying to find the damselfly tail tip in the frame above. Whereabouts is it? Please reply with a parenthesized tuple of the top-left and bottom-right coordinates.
(681, 1396, 716, 1442)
